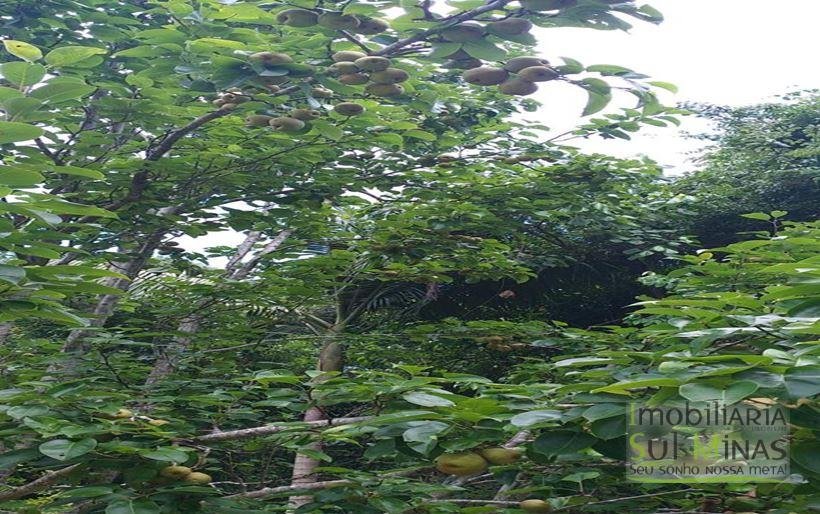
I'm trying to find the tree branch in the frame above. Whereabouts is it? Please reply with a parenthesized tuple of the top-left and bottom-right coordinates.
(226, 479, 352, 499)
(192, 416, 372, 443)
(145, 109, 230, 161)
(0, 464, 82, 501)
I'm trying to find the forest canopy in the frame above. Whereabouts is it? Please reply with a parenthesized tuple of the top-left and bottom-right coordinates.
(0, 1, 817, 513)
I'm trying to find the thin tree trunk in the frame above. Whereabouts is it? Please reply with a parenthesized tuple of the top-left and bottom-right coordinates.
(144, 229, 291, 386)
(0, 323, 12, 344)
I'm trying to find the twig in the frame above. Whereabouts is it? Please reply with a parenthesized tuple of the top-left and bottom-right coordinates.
(191, 416, 373, 443)
(0, 464, 82, 501)
(226, 479, 352, 499)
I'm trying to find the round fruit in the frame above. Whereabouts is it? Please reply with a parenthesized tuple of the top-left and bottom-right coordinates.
(480, 447, 522, 465)
(498, 78, 538, 95)
(318, 12, 360, 31)
(504, 56, 551, 73)
(334, 102, 365, 116)
(311, 87, 334, 98)
(332, 50, 367, 62)
(517, 66, 560, 82)
(219, 103, 237, 110)
(328, 62, 359, 75)
(113, 408, 133, 419)
(369, 68, 409, 84)
(354, 56, 391, 71)
(184, 471, 212, 485)
(276, 9, 319, 27)
(249, 52, 293, 65)
(462, 66, 509, 86)
(441, 21, 485, 42)
(519, 499, 552, 513)
(159, 465, 192, 479)
(354, 18, 389, 35)
(245, 115, 273, 127)
(488, 18, 533, 35)
(290, 109, 322, 121)
(269, 117, 306, 132)
(365, 83, 404, 97)
(338, 73, 369, 85)
(435, 452, 488, 476)
(148, 419, 170, 426)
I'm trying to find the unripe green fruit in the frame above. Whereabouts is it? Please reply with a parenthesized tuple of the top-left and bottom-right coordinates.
(328, 62, 360, 75)
(318, 12, 360, 31)
(462, 66, 509, 86)
(269, 117, 306, 132)
(159, 465, 192, 479)
(369, 68, 409, 84)
(354, 18, 389, 35)
(488, 18, 533, 35)
(249, 52, 293, 65)
(334, 102, 365, 116)
(354, 56, 391, 71)
(338, 73, 369, 85)
(480, 447, 523, 465)
(332, 50, 367, 62)
(184, 471, 212, 484)
(441, 21, 485, 42)
(290, 108, 322, 120)
(276, 9, 319, 27)
(435, 452, 488, 476)
(247, 115, 275, 128)
(365, 83, 404, 97)
(517, 66, 560, 82)
(519, 499, 552, 513)
(504, 56, 551, 73)
(498, 77, 538, 96)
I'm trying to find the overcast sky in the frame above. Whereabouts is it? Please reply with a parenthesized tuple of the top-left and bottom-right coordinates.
(529, 0, 820, 174)
(182, 0, 820, 254)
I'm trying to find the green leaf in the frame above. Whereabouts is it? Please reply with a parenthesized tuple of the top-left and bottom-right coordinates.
(0, 166, 44, 186)
(586, 64, 633, 75)
(462, 40, 507, 61)
(581, 403, 623, 422)
(429, 43, 462, 59)
(648, 81, 679, 93)
(510, 409, 562, 427)
(740, 212, 771, 221)
(105, 499, 161, 514)
(44, 46, 107, 67)
(784, 366, 820, 399)
(532, 430, 597, 458)
(39, 438, 97, 461)
(30, 79, 96, 104)
(678, 381, 758, 405)
(140, 447, 190, 462)
(402, 391, 455, 407)
(0, 62, 46, 87)
(3, 40, 42, 62)
(592, 378, 680, 394)
(791, 441, 820, 474)
(582, 90, 612, 116)
(0, 121, 44, 144)
(311, 120, 344, 141)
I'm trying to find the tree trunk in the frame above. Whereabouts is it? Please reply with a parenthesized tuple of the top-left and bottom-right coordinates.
(0, 323, 12, 344)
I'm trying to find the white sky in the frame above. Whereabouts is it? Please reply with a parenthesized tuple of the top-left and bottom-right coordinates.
(182, 0, 820, 255)
(530, 0, 820, 174)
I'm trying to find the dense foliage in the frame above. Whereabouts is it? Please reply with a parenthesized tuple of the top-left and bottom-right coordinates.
(0, 1, 817, 514)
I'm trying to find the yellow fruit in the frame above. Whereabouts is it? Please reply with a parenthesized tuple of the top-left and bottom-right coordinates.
(504, 56, 551, 73)
(219, 102, 237, 110)
(339, 73, 369, 85)
(249, 52, 293, 65)
(290, 108, 322, 120)
(265, 84, 281, 93)
(519, 499, 552, 513)
(518, 66, 560, 82)
(520, 0, 576, 11)
(480, 447, 522, 465)
(159, 465, 192, 479)
(245, 115, 274, 127)
(212, 98, 226, 107)
(462, 66, 509, 86)
(434, 452, 488, 476)
(498, 78, 538, 96)
(365, 83, 404, 97)
(311, 87, 334, 98)
(354, 18, 389, 35)
(369, 68, 409, 84)
(114, 408, 133, 419)
(148, 419, 170, 426)
(334, 102, 365, 116)
(318, 12, 360, 31)
(269, 117, 306, 132)
(488, 18, 533, 35)
(183, 471, 212, 484)
(354, 56, 391, 72)
(328, 62, 359, 75)
(441, 21, 485, 42)
(332, 50, 367, 62)
(276, 8, 319, 27)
